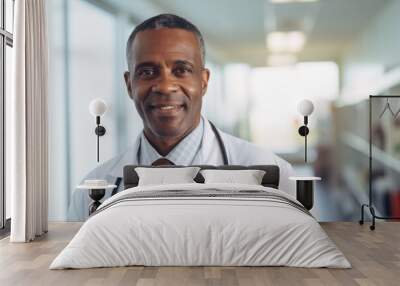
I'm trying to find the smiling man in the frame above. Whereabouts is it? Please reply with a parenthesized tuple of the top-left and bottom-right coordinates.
(124, 24, 209, 158)
(68, 14, 295, 221)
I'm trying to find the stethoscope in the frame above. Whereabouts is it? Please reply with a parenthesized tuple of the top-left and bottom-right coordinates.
(111, 120, 228, 195)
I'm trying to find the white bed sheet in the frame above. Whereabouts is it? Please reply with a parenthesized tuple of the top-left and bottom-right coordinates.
(50, 183, 351, 269)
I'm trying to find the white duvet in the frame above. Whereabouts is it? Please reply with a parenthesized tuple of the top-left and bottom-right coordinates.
(50, 183, 351, 269)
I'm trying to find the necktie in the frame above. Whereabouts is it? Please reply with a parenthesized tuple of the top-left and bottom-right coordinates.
(151, 158, 175, 166)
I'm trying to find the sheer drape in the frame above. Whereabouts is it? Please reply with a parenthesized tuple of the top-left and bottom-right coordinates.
(9, 0, 48, 242)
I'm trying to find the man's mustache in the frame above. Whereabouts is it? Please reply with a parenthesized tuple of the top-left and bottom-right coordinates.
(145, 92, 189, 108)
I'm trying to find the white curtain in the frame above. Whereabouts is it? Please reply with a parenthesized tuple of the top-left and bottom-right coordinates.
(9, 0, 48, 242)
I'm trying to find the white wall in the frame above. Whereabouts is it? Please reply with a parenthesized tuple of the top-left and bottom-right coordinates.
(47, 0, 69, 221)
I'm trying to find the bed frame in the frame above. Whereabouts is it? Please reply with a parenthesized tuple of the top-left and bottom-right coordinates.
(123, 165, 280, 189)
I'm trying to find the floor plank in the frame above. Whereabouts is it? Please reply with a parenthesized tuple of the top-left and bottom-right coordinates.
(0, 222, 399, 286)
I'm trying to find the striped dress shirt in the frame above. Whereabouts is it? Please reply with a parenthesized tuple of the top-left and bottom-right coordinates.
(138, 117, 204, 166)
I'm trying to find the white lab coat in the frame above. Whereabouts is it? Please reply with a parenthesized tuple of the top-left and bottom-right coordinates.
(68, 119, 295, 221)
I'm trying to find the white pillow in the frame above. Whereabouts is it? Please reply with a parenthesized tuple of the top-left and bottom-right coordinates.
(200, 169, 266, 185)
(135, 167, 201, 186)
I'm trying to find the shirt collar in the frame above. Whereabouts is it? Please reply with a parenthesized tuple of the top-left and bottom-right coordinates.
(139, 117, 204, 166)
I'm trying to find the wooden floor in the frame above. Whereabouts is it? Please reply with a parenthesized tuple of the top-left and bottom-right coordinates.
(0, 222, 399, 286)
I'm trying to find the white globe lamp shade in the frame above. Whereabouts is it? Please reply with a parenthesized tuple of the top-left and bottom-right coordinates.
(297, 99, 314, 116)
(89, 99, 107, 117)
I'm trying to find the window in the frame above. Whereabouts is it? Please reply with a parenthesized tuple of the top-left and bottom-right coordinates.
(0, 0, 14, 233)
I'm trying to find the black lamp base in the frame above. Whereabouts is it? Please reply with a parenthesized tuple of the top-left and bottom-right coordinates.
(95, 125, 106, 136)
(298, 125, 309, 136)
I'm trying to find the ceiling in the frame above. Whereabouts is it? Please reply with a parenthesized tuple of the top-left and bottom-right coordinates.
(101, 0, 390, 66)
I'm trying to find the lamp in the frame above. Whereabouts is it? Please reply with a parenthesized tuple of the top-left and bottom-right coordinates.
(290, 99, 320, 211)
(89, 98, 107, 162)
(297, 99, 314, 163)
(290, 99, 319, 210)
(77, 99, 115, 215)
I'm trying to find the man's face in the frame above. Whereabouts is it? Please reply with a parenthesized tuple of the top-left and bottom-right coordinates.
(124, 28, 210, 139)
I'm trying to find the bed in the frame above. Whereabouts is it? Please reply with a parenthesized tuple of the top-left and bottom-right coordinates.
(50, 165, 351, 269)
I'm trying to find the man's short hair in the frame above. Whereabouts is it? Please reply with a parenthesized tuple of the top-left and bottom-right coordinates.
(126, 14, 206, 68)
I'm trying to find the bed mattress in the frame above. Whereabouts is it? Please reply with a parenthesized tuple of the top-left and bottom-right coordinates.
(50, 183, 351, 269)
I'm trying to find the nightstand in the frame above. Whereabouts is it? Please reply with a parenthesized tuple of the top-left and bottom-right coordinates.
(77, 180, 116, 215)
(289, 176, 321, 210)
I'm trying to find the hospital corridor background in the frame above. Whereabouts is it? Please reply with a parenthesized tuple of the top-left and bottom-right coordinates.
(3, 0, 397, 223)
